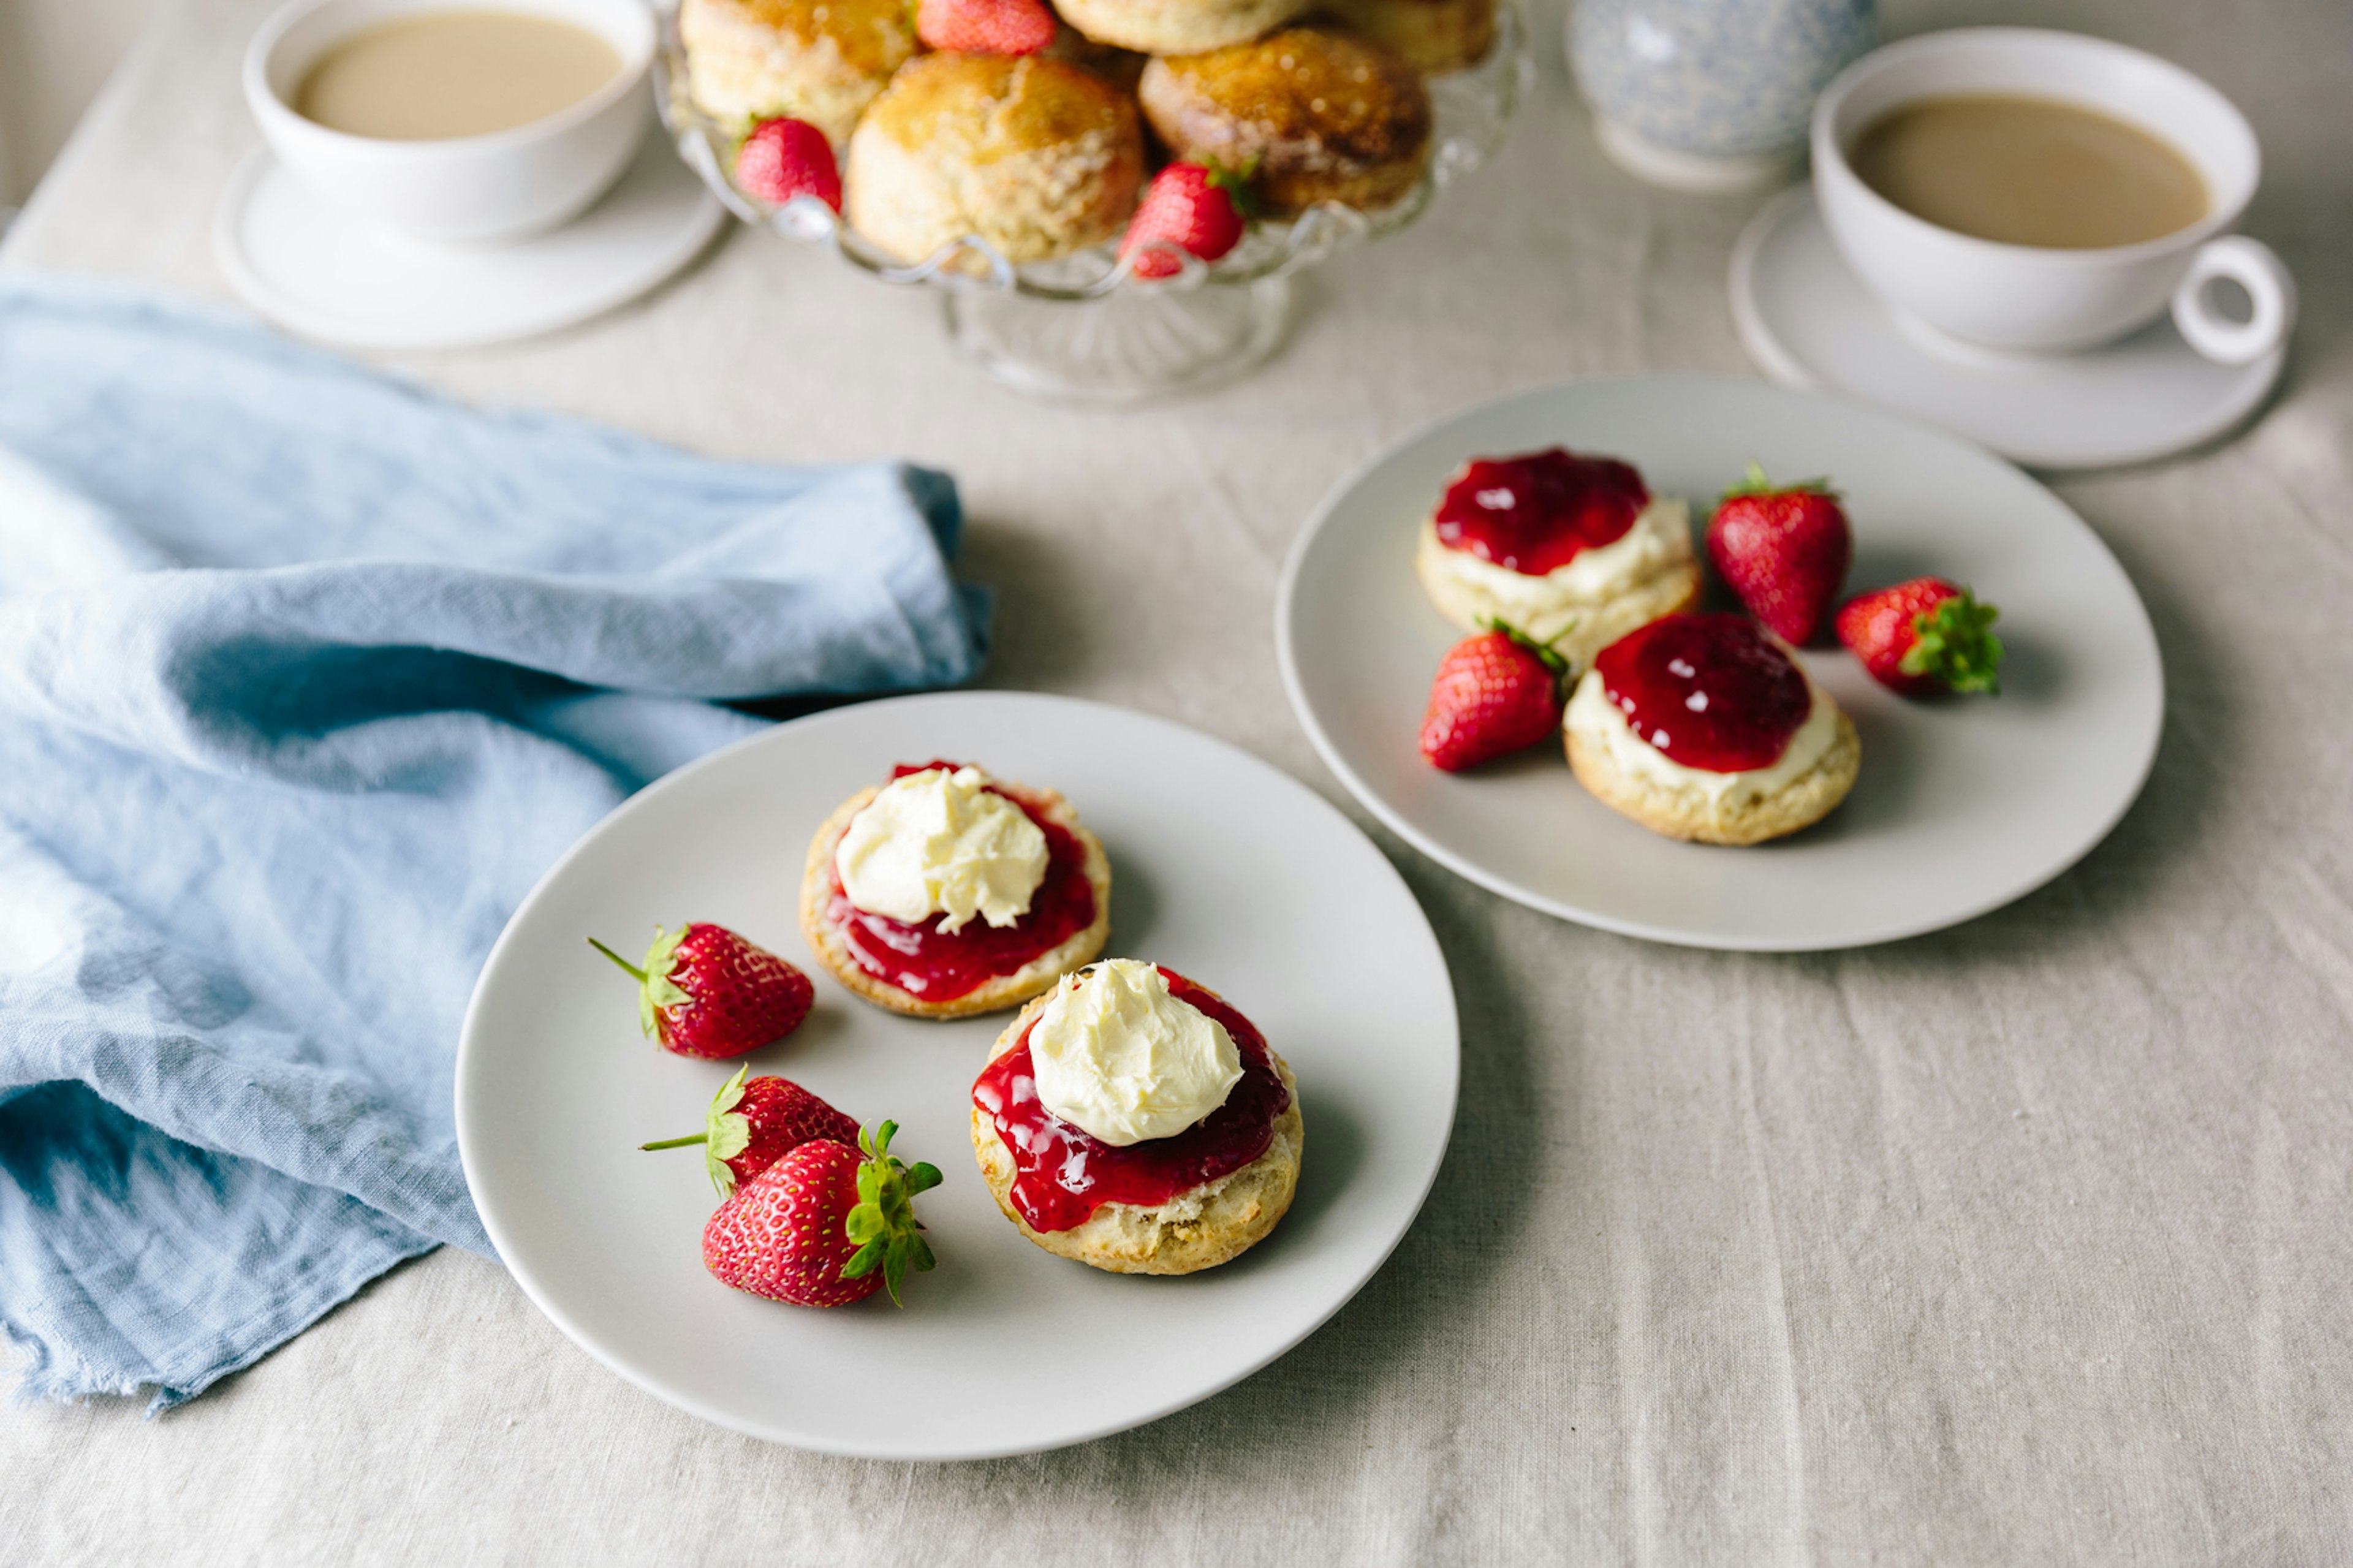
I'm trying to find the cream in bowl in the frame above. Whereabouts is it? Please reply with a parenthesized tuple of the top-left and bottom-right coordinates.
(246, 0, 657, 245)
(1811, 28, 2295, 365)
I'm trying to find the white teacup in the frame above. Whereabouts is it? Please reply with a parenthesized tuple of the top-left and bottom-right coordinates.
(245, 0, 656, 246)
(1811, 28, 2295, 363)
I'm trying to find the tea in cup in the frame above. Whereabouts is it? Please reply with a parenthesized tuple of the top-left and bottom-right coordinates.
(1811, 28, 2294, 364)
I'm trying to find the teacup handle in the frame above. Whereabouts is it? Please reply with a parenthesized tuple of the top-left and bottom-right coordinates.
(2171, 236, 2297, 366)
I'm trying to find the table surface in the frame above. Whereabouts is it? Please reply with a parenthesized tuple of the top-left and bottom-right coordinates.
(7, 0, 2352, 1561)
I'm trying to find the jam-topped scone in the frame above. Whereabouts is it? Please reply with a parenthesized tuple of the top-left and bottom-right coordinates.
(678, 0, 918, 146)
(1139, 25, 1433, 219)
(800, 762, 1111, 1018)
(971, 960, 1302, 1274)
(1415, 447, 1702, 672)
(1564, 613, 1860, 846)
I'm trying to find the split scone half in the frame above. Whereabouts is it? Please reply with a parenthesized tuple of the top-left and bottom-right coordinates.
(800, 765, 1110, 1019)
(1414, 447, 1702, 673)
(971, 962, 1303, 1275)
(1564, 612, 1860, 846)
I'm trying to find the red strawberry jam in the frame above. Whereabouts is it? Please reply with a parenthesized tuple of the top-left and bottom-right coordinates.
(827, 762, 1096, 1002)
(1433, 448, 1651, 576)
(971, 969, 1289, 1233)
(1593, 614, 1813, 773)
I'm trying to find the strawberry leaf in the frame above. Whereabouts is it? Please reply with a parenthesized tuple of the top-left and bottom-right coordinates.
(839, 1120, 939, 1306)
(1720, 461, 1837, 503)
(1898, 589, 2004, 695)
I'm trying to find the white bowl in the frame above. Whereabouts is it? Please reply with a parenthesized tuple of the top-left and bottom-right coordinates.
(246, 0, 656, 246)
(1811, 28, 2293, 361)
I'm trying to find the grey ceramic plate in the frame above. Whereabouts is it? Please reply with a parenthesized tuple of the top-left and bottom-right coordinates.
(457, 692, 1457, 1456)
(1276, 375, 2163, 951)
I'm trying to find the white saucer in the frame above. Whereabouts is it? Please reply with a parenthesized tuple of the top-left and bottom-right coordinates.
(214, 133, 725, 351)
(1730, 183, 2284, 470)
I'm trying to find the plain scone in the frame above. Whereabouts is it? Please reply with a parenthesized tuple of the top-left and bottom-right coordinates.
(1056, 0, 1312, 56)
(678, 0, 917, 146)
(843, 54, 1145, 268)
(1413, 518, 1703, 672)
(798, 778, 1112, 1019)
(971, 989, 1304, 1274)
(1566, 703, 1863, 847)
(1139, 24, 1433, 218)
(1325, 0, 1498, 74)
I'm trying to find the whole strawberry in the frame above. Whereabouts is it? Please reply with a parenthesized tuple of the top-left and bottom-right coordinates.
(703, 1121, 941, 1308)
(915, 0, 1057, 55)
(1707, 464, 1854, 645)
(1835, 577, 2004, 696)
(589, 923, 814, 1060)
(1419, 618, 1573, 771)
(733, 116, 841, 211)
(642, 1066, 861, 1197)
(1118, 161, 1254, 280)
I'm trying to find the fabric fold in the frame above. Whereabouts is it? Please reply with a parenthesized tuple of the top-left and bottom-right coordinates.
(0, 275, 988, 1409)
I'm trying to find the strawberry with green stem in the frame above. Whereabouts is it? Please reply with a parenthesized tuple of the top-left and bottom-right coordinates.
(1835, 577, 2005, 697)
(588, 923, 814, 1060)
(1419, 616, 1576, 771)
(642, 1066, 861, 1197)
(702, 1119, 942, 1308)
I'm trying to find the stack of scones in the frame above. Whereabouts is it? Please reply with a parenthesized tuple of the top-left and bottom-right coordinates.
(678, 0, 1498, 267)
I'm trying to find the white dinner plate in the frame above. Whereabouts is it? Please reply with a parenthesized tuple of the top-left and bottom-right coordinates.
(456, 692, 1457, 1458)
(1276, 375, 2164, 951)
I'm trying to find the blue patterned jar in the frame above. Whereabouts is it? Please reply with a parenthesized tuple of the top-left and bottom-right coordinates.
(1569, 0, 1876, 191)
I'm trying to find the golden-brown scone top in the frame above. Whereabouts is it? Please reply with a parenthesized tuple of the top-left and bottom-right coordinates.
(678, 0, 917, 145)
(1325, 0, 1498, 75)
(1139, 25, 1434, 218)
(844, 53, 1146, 267)
(798, 778, 1113, 1020)
(1052, 0, 1313, 58)
(970, 986, 1305, 1275)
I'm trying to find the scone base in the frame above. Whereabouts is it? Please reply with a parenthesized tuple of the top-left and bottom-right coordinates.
(1567, 710, 1862, 847)
(1413, 526, 1703, 673)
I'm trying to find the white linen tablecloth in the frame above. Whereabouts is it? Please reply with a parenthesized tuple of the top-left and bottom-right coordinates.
(6, 0, 2352, 1560)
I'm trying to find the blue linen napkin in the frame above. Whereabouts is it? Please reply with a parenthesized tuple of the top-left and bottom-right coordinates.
(0, 276, 988, 1409)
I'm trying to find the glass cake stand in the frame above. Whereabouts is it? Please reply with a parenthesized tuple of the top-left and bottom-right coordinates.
(653, 3, 1527, 402)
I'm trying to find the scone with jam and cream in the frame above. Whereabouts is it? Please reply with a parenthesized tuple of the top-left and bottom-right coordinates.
(1415, 447, 1702, 672)
(971, 960, 1302, 1275)
(800, 762, 1111, 1018)
(1564, 613, 1860, 846)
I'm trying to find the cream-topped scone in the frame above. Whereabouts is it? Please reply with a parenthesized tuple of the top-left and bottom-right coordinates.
(971, 961, 1303, 1275)
(800, 763, 1110, 1018)
(1415, 447, 1702, 671)
(1564, 613, 1860, 846)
